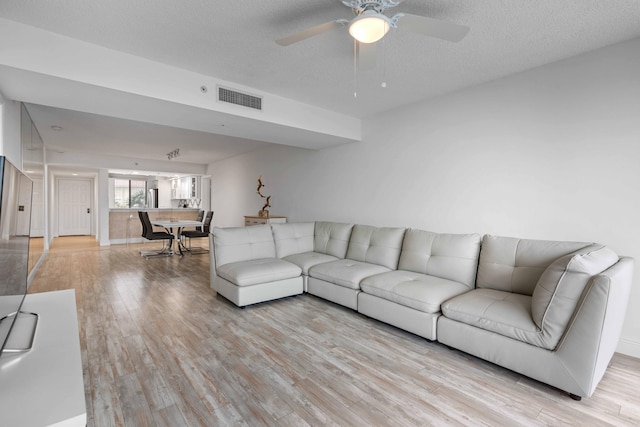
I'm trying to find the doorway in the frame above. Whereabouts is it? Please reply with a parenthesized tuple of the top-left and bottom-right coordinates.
(57, 178, 92, 236)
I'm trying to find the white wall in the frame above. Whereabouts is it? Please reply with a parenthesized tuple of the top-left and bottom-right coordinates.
(210, 37, 640, 357)
(0, 96, 22, 164)
(210, 145, 310, 226)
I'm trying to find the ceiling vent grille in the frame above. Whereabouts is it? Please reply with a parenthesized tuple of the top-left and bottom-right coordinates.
(218, 86, 262, 110)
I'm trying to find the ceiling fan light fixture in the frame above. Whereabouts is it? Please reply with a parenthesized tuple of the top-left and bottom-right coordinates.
(349, 11, 391, 43)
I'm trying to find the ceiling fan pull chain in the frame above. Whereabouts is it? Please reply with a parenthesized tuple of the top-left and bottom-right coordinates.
(381, 36, 387, 88)
(353, 40, 358, 98)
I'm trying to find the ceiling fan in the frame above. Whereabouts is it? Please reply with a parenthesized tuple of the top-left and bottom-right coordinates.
(276, 0, 470, 60)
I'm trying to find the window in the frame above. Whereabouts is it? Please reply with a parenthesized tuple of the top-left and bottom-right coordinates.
(110, 179, 147, 208)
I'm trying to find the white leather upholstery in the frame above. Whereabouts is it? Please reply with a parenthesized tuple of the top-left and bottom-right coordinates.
(530, 243, 618, 348)
(437, 256, 634, 399)
(272, 222, 354, 295)
(283, 252, 339, 275)
(216, 258, 302, 287)
(308, 225, 398, 309)
(309, 259, 391, 290)
(356, 229, 480, 341)
(271, 222, 315, 258)
(307, 277, 359, 310)
(314, 221, 354, 258)
(212, 225, 276, 267)
(345, 225, 405, 270)
(398, 229, 481, 288)
(358, 293, 440, 340)
(443, 243, 620, 350)
(442, 288, 539, 343)
(210, 225, 302, 307)
(476, 235, 591, 295)
(213, 275, 303, 308)
(361, 270, 470, 313)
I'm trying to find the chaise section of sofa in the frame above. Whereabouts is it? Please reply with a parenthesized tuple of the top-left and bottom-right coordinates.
(358, 229, 481, 340)
(307, 225, 406, 310)
(209, 225, 303, 307)
(437, 235, 633, 399)
(271, 221, 354, 291)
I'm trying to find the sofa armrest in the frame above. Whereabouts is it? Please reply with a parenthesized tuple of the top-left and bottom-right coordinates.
(556, 256, 634, 397)
(209, 233, 218, 277)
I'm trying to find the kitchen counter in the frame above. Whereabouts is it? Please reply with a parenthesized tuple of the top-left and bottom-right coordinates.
(109, 209, 200, 242)
(110, 208, 200, 212)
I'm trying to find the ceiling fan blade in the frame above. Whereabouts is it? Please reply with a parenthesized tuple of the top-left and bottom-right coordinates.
(276, 20, 348, 46)
(356, 42, 377, 70)
(395, 13, 470, 42)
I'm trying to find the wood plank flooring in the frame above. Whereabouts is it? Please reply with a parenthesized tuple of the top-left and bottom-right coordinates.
(28, 241, 640, 426)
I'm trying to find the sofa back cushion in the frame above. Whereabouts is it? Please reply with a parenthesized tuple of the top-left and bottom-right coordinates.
(398, 229, 481, 288)
(271, 222, 315, 258)
(477, 235, 591, 295)
(531, 244, 618, 348)
(314, 222, 354, 258)
(346, 225, 406, 270)
(212, 225, 276, 266)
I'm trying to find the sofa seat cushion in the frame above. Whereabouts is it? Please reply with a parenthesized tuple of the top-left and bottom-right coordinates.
(309, 259, 391, 290)
(361, 270, 471, 313)
(217, 258, 302, 287)
(442, 289, 543, 345)
(283, 252, 339, 275)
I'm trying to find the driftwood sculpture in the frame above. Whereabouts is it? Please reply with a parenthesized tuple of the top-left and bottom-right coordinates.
(257, 176, 271, 217)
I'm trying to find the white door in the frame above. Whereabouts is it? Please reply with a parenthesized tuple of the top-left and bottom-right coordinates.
(30, 178, 44, 237)
(58, 179, 92, 236)
(16, 174, 33, 236)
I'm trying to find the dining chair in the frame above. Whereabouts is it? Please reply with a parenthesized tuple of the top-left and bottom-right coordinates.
(180, 211, 213, 254)
(138, 211, 174, 257)
(195, 209, 205, 229)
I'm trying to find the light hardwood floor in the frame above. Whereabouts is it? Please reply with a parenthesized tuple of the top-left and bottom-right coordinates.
(28, 239, 640, 426)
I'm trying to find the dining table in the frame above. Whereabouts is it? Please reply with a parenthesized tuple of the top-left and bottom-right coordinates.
(151, 219, 204, 256)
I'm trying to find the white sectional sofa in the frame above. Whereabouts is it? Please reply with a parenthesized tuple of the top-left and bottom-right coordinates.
(209, 221, 633, 400)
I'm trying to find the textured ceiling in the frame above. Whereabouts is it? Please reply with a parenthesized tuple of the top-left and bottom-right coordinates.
(1, 0, 640, 165)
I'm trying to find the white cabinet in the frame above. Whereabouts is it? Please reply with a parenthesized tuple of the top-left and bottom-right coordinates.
(171, 176, 199, 199)
(188, 176, 199, 198)
(0, 290, 86, 427)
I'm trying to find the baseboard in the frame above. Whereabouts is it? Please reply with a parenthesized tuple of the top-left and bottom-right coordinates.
(617, 337, 640, 359)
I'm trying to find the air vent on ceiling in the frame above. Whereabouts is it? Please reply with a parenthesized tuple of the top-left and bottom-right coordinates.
(218, 86, 262, 111)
